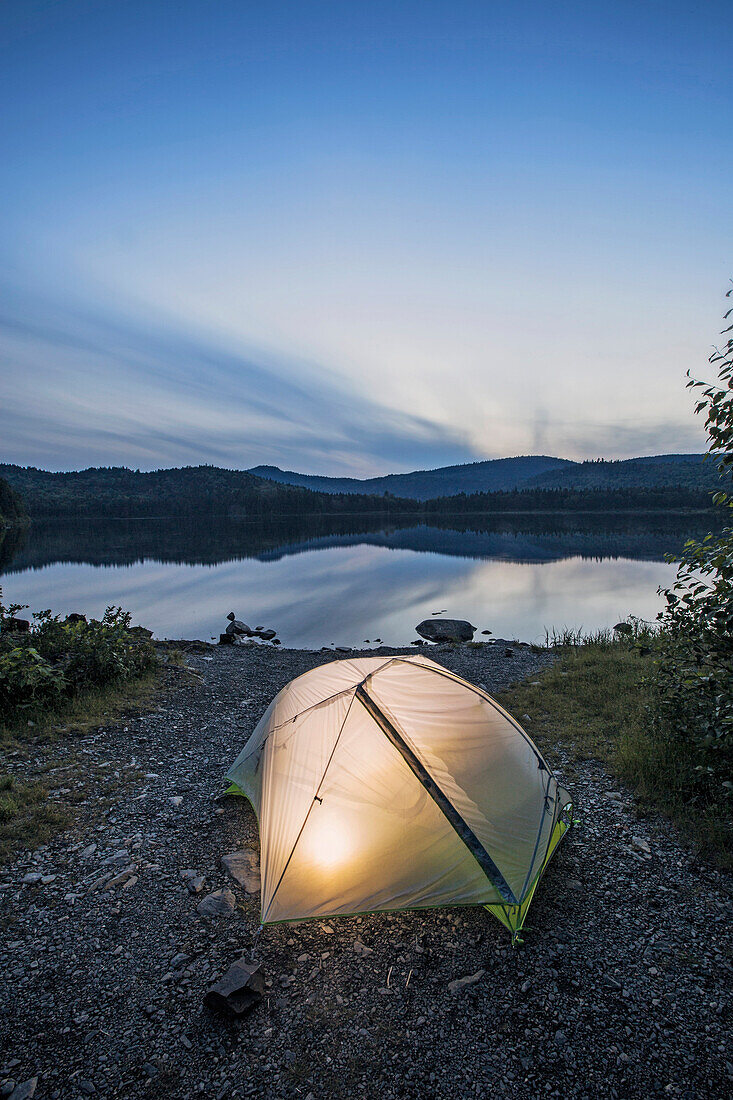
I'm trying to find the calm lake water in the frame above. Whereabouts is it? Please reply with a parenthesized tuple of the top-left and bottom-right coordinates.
(0, 513, 712, 648)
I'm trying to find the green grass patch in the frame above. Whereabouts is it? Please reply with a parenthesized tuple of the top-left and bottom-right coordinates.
(0, 668, 163, 862)
(498, 640, 732, 869)
(0, 773, 70, 860)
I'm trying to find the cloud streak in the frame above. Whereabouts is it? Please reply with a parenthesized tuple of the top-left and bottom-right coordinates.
(0, 287, 477, 473)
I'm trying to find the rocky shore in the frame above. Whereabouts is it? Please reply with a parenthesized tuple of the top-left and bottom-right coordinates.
(1, 643, 731, 1099)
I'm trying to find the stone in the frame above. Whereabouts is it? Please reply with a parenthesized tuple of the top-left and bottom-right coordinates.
(353, 940, 374, 957)
(204, 959, 265, 1017)
(169, 795, 183, 807)
(227, 611, 236, 620)
(225, 620, 252, 636)
(104, 867, 136, 889)
(171, 953, 191, 969)
(219, 633, 235, 645)
(180, 870, 205, 894)
(22, 873, 42, 885)
(448, 969, 485, 994)
(221, 850, 261, 894)
(8, 1081, 37, 1100)
(632, 836, 651, 856)
(415, 619, 476, 644)
(255, 629, 277, 641)
(197, 888, 236, 918)
(481, 629, 492, 635)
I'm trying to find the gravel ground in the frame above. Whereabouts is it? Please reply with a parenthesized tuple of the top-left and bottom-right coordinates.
(1, 642, 731, 1100)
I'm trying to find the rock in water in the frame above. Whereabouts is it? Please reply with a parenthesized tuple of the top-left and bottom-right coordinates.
(222, 850, 261, 893)
(415, 618, 476, 643)
(226, 619, 252, 636)
(204, 959, 265, 1017)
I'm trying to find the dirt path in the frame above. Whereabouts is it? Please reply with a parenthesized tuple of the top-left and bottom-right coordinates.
(1, 644, 731, 1099)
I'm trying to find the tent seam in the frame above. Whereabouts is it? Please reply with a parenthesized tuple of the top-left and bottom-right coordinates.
(355, 684, 518, 906)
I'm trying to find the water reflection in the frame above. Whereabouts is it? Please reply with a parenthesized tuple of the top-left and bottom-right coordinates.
(0, 513, 714, 647)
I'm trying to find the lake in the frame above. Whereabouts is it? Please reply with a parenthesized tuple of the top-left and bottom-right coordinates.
(0, 513, 712, 648)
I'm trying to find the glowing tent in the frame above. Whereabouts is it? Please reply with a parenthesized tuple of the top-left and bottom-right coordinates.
(225, 655, 572, 941)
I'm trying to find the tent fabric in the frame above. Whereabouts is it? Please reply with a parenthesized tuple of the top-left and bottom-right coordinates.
(226, 655, 572, 937)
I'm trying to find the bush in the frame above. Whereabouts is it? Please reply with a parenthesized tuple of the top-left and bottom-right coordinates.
(0, 591, 157, 721)
(0, 647, 66, 713)
(654, 286, 733, 801)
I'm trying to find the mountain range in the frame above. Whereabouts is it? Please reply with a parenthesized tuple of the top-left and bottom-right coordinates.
(249, 453, 713, 500)
(0, 452, 718, 520)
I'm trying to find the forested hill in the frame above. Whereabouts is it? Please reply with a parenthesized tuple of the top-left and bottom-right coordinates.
(0, 475, 27, 525)
(0, 463, 718, 519)
(249, 455, 574, 499)
(0, 465, 421, 519)
(526, 455, 719, 491)
(250, 453, 712, 499)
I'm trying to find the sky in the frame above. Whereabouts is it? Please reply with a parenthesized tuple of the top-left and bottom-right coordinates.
(1, 0, 731, 475)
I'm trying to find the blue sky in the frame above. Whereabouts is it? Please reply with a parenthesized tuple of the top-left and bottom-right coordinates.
(1, 1, 731, 473)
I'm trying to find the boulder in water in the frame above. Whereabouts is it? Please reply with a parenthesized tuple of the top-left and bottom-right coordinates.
(226, 619, 252, 636)
(415, 618, 476, 644)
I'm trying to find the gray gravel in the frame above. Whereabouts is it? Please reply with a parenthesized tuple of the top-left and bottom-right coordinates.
(1, 643, 731, 1099)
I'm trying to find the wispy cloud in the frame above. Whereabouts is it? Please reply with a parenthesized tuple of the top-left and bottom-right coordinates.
(0, 287, 477, 473)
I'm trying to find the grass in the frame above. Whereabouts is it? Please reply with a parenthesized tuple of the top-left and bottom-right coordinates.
(0, 773, 69, 860)
(497, 634, 732, 869)
(0, 668, 163, 861)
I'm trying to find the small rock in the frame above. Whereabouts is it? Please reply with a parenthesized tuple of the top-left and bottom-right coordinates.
(22, 873, 42, 885)
(222, 851, 261, 894)
(169, 796, 183, 808)
(448, 969, 485, 994)
(197, 888, 236, 918)
(8, 1081, 38, 1100)
(204, 959, 265, 1017)
(353, 940, 374, 957)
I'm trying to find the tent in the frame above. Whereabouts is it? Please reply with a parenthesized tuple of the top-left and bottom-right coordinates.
(226, 655, 572, 941)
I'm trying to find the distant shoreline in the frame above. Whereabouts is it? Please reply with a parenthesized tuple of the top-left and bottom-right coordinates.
(20, 506, 719, 523)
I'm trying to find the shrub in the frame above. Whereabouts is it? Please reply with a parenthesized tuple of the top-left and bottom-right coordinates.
(0, 647, 66, 713)
(654, 286, 733, 799)
(0, 589, 157, 720)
